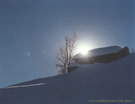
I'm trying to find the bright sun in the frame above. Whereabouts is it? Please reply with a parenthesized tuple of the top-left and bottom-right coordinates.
(74, 43, 91, 55)
(79, 47, 89, 55)
(73, 37, 97, 56)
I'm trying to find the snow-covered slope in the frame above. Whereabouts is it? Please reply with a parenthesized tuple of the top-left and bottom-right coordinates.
(0, 54, 134, 104)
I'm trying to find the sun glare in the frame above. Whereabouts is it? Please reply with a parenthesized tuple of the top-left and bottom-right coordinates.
(74, 43, 91, 55)
(79, 48, 89, 56)
(73, 37, 97, 56)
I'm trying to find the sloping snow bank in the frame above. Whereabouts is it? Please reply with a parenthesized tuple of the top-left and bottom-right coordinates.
(0, 53, 134, 104)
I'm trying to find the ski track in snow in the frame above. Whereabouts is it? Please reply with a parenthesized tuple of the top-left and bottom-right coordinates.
(3, 83, 46, 89)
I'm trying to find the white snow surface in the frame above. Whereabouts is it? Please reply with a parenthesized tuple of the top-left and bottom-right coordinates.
(68, 61, 80, 68)
(4, 83, 45, 89)
(0, 53, 134, 104)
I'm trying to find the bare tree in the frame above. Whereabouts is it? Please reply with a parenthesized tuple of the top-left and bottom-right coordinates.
(56, 33, 77, 74)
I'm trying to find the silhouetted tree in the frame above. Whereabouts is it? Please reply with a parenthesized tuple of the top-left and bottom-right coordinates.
(56, 33, 77, 74)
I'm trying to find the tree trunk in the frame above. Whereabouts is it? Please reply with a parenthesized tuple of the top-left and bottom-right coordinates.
(65, 63, 68, 74)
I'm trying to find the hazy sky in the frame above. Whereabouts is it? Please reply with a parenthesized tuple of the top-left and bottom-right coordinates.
(0, 0, 135, 87)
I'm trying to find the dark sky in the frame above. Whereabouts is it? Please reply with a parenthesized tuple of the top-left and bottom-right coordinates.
(0, 0, 135, 87)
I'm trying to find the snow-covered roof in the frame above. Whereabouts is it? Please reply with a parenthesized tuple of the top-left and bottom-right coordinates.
(74, 46, 122, 59)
